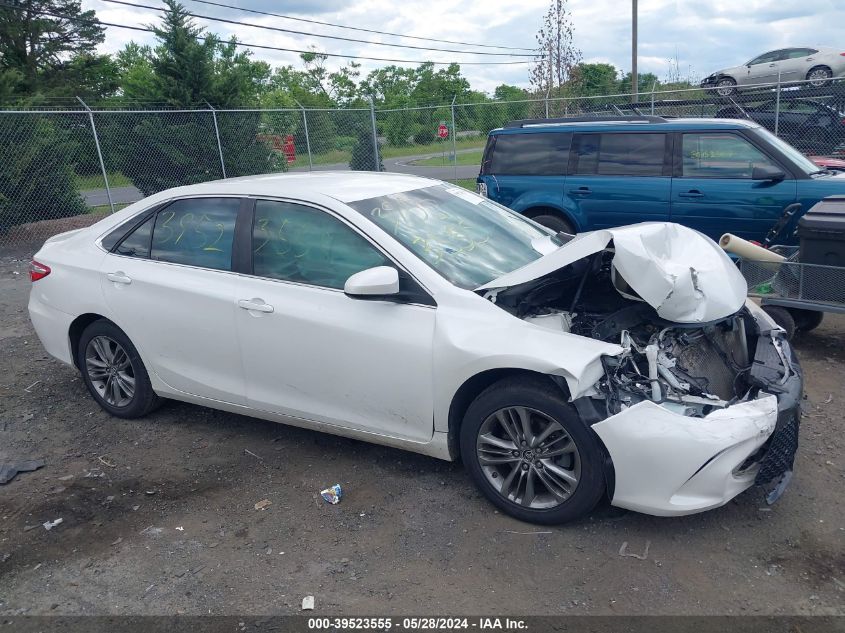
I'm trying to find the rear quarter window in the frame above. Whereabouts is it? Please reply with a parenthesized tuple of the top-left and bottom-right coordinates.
(486, 132, 572, 176)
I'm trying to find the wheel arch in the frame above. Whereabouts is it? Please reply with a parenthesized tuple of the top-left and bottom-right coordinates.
(69, 313, 113, 370)
(446, 368, 569, 462)
(806, 64, 832, 78)
(522, 205, 579, 230)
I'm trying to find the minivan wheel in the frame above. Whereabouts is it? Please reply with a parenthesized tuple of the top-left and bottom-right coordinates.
(460, 376, 606, 524)
(532, 213, 575, 235)
(77, 320, 161, 418)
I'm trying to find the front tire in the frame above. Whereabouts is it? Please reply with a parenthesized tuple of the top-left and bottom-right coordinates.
(460, 376, 606, 524)
(77, 320, 161, 418)
(715, 77, 737, 96)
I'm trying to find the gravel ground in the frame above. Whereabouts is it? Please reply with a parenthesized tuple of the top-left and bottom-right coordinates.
(0, 254, 843, 616)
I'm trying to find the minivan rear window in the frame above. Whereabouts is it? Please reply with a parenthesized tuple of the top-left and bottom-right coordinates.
(487, 132, 571, 176)
(572, 133, 666, 176)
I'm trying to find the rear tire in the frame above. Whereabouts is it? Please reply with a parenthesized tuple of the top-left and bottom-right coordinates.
(531, 213, 575, 235)
(460, 376, 606, 525)
(77, 320, 161, 418)
(762, 306, 796, 341)
(806, 66, 832, 88)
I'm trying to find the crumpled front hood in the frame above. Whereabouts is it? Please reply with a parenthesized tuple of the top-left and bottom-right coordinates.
(477, 222, 748, 324)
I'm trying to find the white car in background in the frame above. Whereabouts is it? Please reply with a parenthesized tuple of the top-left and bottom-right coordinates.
(28, 173, 802, 524)
(701, 46, 845, 95)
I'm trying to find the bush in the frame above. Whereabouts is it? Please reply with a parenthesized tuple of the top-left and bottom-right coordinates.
(349, 127, 383, 171)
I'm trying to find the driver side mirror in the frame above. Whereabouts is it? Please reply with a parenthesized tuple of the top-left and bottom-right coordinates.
(344, 266, 400, 299)
(752, 165, 786, 182)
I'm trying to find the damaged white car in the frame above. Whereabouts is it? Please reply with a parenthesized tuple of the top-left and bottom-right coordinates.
(28, 173, 802, 524)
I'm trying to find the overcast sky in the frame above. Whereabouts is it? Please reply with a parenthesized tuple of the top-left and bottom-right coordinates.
(81, 0, 845, 95)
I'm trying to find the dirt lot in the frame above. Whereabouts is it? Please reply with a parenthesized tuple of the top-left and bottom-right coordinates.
(1, 253, 843, 616)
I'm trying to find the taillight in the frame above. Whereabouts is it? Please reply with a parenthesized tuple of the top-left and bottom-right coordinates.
(30, 260, 51, 282)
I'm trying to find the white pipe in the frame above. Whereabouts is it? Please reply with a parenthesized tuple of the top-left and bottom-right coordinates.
(719, 233, 785, 263)
(645, 344, 661, 401)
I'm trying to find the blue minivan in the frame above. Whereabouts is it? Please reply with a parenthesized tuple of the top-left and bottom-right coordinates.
(476, 115, 845, 241)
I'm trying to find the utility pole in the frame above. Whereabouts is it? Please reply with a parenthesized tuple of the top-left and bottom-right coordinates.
(631, 0, 638, 103)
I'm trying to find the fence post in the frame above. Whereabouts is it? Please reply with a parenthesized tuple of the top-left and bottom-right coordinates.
(774, 70, 782, 137)
(369, 96, 380, 172)
(544, 88, 550, 118)
(650, 81, 657, 115)
(205, 101, 227, 179)
(76, 97, 114, 214)
(295, 100, 313, 171)
(450, 95, 458, 183)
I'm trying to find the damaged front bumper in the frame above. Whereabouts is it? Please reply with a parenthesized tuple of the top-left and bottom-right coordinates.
(592, 332, 802, 517)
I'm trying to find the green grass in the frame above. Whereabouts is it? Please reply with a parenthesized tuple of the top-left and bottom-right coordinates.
(381, 137, 486, 159)
(454, 178, 478, 191)
(75, 171, 132, 190)
(411, 148, 483, 167)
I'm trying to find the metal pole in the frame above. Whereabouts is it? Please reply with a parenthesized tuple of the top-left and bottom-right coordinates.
(545, 88, 550, 118)
(369, 96, 380, 171)
(650, 81, 656, 114)
(774, 70, 782, 137)
(450, 95, 458, 183)
(76, 97, 114, 214)
(631, 0, 638, 103)
(295, 100, 313, 171)
(205, 101, 227, 179)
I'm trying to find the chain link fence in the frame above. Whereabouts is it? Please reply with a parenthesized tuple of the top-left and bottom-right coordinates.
(2, 77, 844, 253)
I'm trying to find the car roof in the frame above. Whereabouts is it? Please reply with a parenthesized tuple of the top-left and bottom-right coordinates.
(152, 171, 442, 203)
(490, 117, 761, 135)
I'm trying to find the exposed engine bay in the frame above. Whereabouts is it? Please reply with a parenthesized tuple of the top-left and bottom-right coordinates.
(487, 246, 784, 419)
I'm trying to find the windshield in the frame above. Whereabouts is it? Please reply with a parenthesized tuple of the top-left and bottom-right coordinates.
(347, 184, 562, 289)
(753, 127, 821, 175)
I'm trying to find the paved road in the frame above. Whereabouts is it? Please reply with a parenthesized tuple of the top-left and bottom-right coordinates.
(80, 149, 481, 206)
(82, 185, 143, 208)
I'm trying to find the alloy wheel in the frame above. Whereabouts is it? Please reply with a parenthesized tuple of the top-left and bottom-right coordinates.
(85, 335, 135, 407)
(476, 406, 581, 509)
(807, 68, 831, 87)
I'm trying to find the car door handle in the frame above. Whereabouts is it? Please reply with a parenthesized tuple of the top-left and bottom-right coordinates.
(238, 298, 274, 313)
(106, 272, 132, 285)
(570, 187, 592, 195)
(678, 190, 705, 198)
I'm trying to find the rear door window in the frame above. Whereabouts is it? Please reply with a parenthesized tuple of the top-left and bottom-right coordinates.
(572, 133, 667, 176)
(150, 198, 240, 271)
(487, 132, 571, 175)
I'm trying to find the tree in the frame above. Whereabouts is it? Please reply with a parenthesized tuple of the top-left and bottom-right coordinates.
(618, 71, 659, 95)
(110, 0, 281, 195)
(0, 114, 87, 233)
(529, 0, 581, 98)
(571, 63, 620, 96)
(0, 0, 114, 100)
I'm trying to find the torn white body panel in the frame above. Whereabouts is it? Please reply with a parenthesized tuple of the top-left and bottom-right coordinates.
(478, 223, 748, 323)
(593, 395, 778, 516)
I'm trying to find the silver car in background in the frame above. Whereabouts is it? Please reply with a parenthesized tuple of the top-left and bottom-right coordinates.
(701, 47, 845, 95)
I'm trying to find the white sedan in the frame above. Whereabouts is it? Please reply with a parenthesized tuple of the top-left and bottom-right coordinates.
(28, 173, 802, 524)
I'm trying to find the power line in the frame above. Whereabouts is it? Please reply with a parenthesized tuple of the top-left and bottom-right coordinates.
(101, 0, 534, 57)
(185, 0, 534, 52)
(0, 4, 536, 65)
